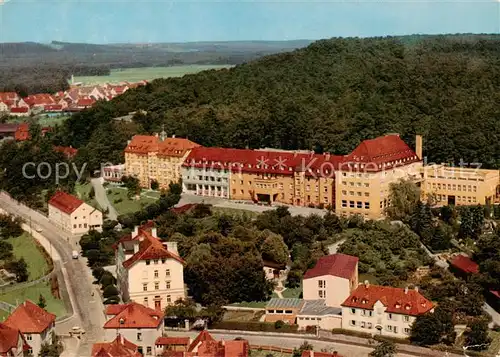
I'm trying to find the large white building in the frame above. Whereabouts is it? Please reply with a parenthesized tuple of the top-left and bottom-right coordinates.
(48, 191, 103, 235)
(103, 302, 164, 356)
(3, 300, 56, 357)
(341, 283, 434, 338)
(115, 223, 186, 310)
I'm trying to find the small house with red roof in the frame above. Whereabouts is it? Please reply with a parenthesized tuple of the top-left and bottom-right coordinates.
(103, 302, 164, 356)
(115, 223, 186, 311)
(48, 191, 103, 234)
(341, 282, 434, 338)
(303, 254, 359, 308)
(9, 106, 31, 117)
(3, 300, 56, 357)
(155, 336, 190, 354)
(92, 334, 141, 357)
(0, 322, 30, 357)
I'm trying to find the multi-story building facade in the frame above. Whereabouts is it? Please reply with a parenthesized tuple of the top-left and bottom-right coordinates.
(420, 164, 499, 207)
(115, 224, 186, 310)
(48, 191, 103, 234)
(103, 302, 164, 356)
(302, 254, 359, 308)
(124, 133, 199, 189)
(341, 283, 433, 339)
(3, 301, 56, 357)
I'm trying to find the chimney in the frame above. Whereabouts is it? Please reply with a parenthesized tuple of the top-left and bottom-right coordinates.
(404, 286, 409, 294)
(120, 334, 124, 344)
(154, 132, 159, 137)
(172, 134, 176, 138)
(133, 226, 139, 237)
(166, 242, 178, 255)
(415, 286, 419, 293)
(415, 135, 423, 160)
(364, 280, 369, 287)
(151, 227, 157, 237)
(127, 140, 131, 145)
(133, 242, 139, 254)
(325, 153, 330, 160)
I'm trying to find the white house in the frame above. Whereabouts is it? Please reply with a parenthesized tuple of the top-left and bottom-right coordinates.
(48, 191, 103, 234)
(103, 302, 164, 356)
(115, 223, 186, 310)
(0, 322, 29, 357)
(303, 253, 359, 308)
(341, 282, 434, 339)
(3, 300, 56, 357)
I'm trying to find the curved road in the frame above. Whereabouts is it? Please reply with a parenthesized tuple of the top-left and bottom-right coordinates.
(0, 192, 104, 356)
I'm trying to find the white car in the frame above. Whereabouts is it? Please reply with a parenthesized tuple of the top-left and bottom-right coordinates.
(35, 227, 43, 233)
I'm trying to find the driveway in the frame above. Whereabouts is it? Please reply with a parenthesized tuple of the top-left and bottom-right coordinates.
(91, 178, 118, 221)
(0, 192, 106, 357)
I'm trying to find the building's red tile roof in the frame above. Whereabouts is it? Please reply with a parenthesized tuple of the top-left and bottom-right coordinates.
(48, 191, 84, 214)
(222, 340, 249, 357)
(0, 92, 19, 102)
(3, 300, 55, 334)
(91, 334, 140, 357)
(303, 254, 358, 280)
(103, 302, 164, 329)
(450, 255, 479, 274)
(14, 123, 29, 141)
(342, 284, 433, 316)
(344, 134, 419, 170)
(77, 97, 96, 107)
(124, 135, 200, 157)
(44, 104, 63, 112)
(171, 204, 197, 215)
(10, 107, 29, 113)
(188, 330, 215, 352)
(0, 323, 27, 354)
(302, 352, 343, 357)
(54, 146, 78, 159)
(121, 228, 184, 269)
(24, 94, 56, 107)
(155, 336, 190, 346)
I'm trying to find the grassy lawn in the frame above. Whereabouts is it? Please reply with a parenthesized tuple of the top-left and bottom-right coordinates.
(487, 331, 500, 355)
(5, 233, 49, 280)
(228, 301, 268, 308)
(107, 187, 157, 215)
(224, 310, 265, 322)
(282, 286, 302, 299)
(212, 206, 258, 218)
(73, 65, 233, 85)
(0, 308, 9, 321)
(0, 281, 66, 318)
(359, 273, 379, 285)
(74, 182, 100, 209)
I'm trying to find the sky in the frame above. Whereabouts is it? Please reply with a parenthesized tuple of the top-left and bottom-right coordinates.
(0, 0, 498, 43)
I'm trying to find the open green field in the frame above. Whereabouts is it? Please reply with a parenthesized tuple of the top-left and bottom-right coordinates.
(0, 281, 66, 318)
(73, 65, 233, 85)
(107, 187, 158, 215)
(74, 182, 100, 210)
(6, 233, 50, 281)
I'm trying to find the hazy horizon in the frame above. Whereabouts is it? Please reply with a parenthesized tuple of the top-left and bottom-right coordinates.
(0, 1, 498, 44)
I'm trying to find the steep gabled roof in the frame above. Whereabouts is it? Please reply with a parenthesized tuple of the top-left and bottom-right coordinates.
(341, 284, 433, 316)
(450, 255, 479, 274)
(303, 254, 358, 280)
(121, 228, 184, 269)
(188, 330, 215, 352)
(3, 300, 55, 334)
(103, 302, 164, 329)
(91, 335, 140, 357)
(48, 191, 84, 214)
(0, 323, 26, 354)
(157, 137, 200, 158)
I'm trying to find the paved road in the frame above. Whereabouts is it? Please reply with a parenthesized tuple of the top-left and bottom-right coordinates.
(177, 193, 327, 217)
(91, 178, 118, 220)
(0, 192, 105, 357)
(166, 331, 419, 357)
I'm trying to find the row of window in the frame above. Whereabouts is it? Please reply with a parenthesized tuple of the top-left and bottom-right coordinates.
(427, 175, 484, 182)
(136, 345, 153, 355)
(267, 309, 294, 314)
(436, 194, 477, 203)
(73, 223, 88, 229)
(298, 316, 322, 321)
(143, 295, 171, 305)
(429, 182, 478, 192)
(341, 190, 370, 197)
(342, 181, 370, 188)
(143, 270, 170, 279)
(142, 281, 171, 291)
(145, 260, 169, 266)
(341, 200, 370, 209)
(348, 320, 410, 334)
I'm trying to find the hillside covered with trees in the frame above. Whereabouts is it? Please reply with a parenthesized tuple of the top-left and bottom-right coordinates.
(57, 34, 500, 171)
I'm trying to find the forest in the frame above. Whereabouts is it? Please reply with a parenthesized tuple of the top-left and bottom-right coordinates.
(54, 34, 500, 170)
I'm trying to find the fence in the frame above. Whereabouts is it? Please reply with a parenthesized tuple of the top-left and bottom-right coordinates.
(0, 300, 16, 314)
(250, 345, 293, 354)
(0, 271, 53, 294)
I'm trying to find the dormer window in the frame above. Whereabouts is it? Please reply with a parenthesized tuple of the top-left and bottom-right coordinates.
(146, 260, 150, 265)
(405, 304, 411, 310)
(395, 303, 401, 309)
(361, 299, 367, 304)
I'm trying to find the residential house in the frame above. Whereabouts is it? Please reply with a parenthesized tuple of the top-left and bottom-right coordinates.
(296, 299, 342, 331)
(3, 300, 56, 357)
(75, 97, 96, 110)
(341, 282, 434, 338)
(125, 133, 200, 189)
(24, 94, 56, 109)
(0, 124, 20, 139)
(0, 322, 29, 357)
(43, 104, 64, 114)
(14, 124, 51, 141)
(103, 164, 125, 183)
(92, 334, 141, 357)
(155, 336, 190, 354)
(0, 92, 19, 103)
(303, 254, 359, 308)
(48, 191, 103, 234)
(9, 107, 30, 117)
(182, 330, 249, 357)
(115, 224, 186, 310)
(103, 302, 164, 356)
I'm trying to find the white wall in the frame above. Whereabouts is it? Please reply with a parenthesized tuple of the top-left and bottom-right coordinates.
(297, 314, 342, 330)
(303, 275, 351, 308)
(104, 324, 163, 356)
(49, 202, 102, 235)
(25, 325, 53, 357)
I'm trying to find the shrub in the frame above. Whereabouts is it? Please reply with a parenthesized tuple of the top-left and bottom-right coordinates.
(103, 296, 120, 304)
(103, 285, 119, 298)
(211, 321, 298, 333)
(373, 334, 410, 345)
(274, 320, 284, 329)
(331, 328, 372, 339)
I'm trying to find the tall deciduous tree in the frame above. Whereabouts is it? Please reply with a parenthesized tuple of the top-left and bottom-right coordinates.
(386, 179, 420, 222)
(369, 341, 397, 357)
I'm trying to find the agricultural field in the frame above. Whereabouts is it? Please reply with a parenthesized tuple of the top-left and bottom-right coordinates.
(73, 65, 233, 85)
